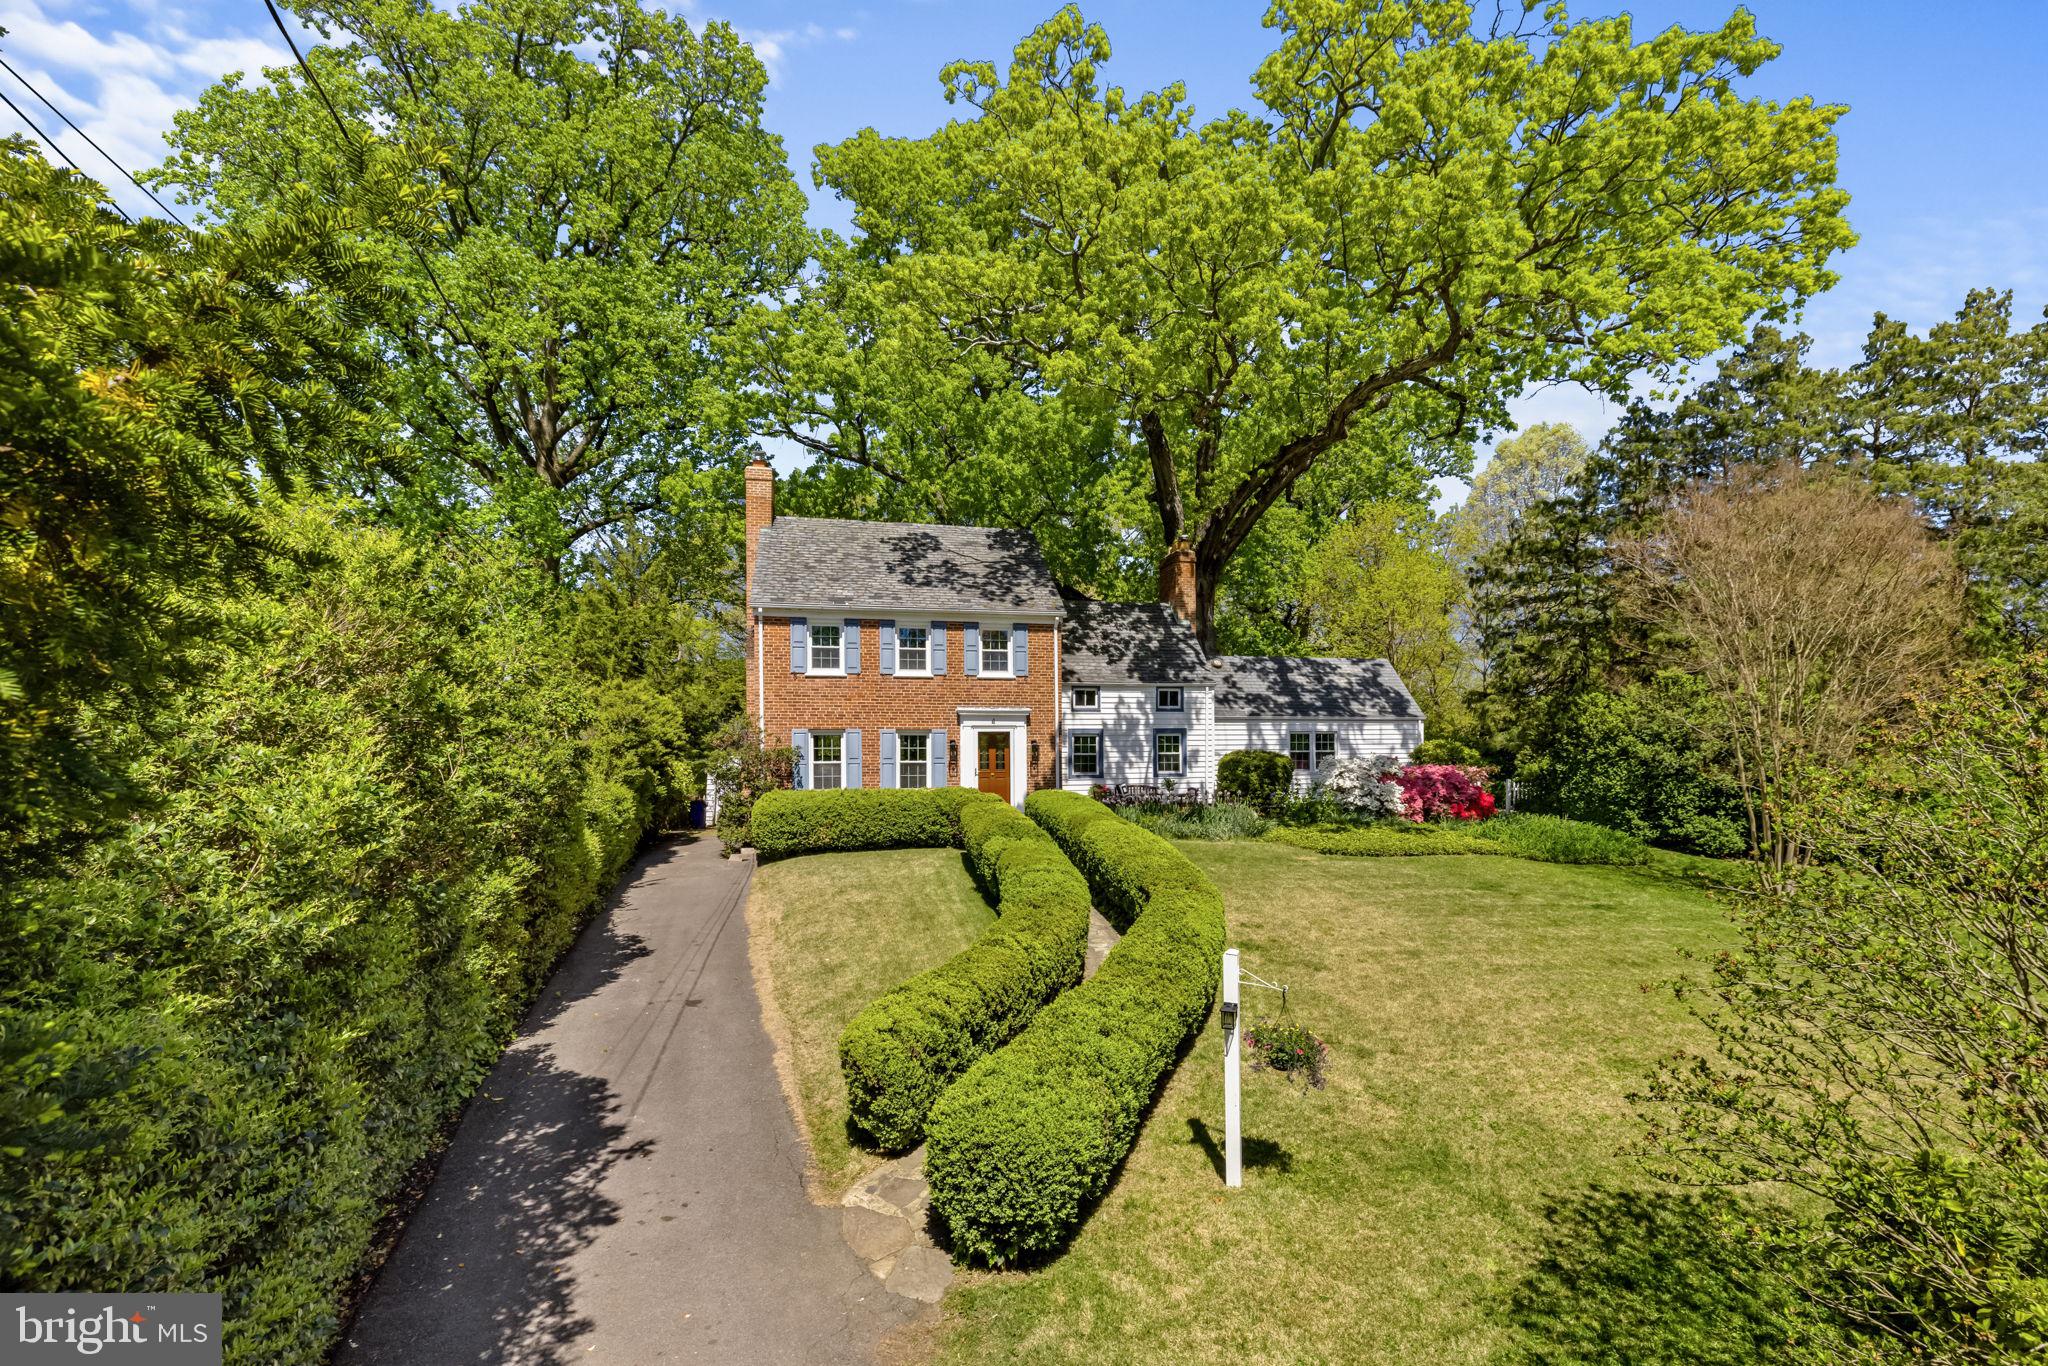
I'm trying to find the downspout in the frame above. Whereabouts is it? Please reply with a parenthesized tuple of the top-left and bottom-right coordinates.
(755, 606, 765, 736)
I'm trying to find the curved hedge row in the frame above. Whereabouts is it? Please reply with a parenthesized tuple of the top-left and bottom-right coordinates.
(838, 799, 1092, 1148)
(750, 787, 989, 858)
(925, 791, 1225, 1264)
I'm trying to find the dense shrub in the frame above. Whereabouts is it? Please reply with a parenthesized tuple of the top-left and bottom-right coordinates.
(1316, 755, 1407, 818)
(1121, 801, 1271, 841)
(925, 792, 1224, 1264)
(1217, 749, 1294, 813)
(1267, 823, 1507, 857)
(1397, 763, 1496, 820)
(1483, 813, 1651, 866)
(707, 721, 797, 853)
(839, 800, 1090, 1148)
(0, 510, 679, 1365)
(748, 787, 990, 858)
(1515, 673, 1748, 857)
(1412, 737, 1482, 765)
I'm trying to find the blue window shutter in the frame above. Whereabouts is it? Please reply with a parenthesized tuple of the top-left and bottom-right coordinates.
(879, 620, 896, 675)
(929, 729, 947, 788)
(790, 617, 808, 674)
(792, 729, 810, 788)
(964, 622, 980, 677)
(931, 623, 948, 675)
(1013, 624, 1029, 676)
(879, 729, 898, 788)
(844, 728, 862, 788)
(844, 619, 861, 674)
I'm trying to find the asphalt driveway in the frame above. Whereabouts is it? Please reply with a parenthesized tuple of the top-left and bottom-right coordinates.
(338, 835, 920, 1365)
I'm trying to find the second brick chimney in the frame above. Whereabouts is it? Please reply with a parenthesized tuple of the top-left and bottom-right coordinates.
(744, 455, 775, 603)
(1158, 540, 1197, 623)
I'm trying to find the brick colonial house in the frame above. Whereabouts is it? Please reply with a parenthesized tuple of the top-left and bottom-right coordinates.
(742, 458, 1423, 804)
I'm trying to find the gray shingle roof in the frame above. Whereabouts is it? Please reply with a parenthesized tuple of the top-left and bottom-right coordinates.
(1211, 655, 1422, 720)
(1059, 599, 1209, 684)
(752, 517, 1064, 615)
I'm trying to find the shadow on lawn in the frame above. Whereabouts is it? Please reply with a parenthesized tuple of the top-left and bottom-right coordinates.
(1498, 1185, 1823, 1366)
(1185, 1117, 1293, 1178)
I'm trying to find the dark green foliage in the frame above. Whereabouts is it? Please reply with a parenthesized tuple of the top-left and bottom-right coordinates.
(0, 508, 678, 1365)
(1217, 749, 1295, 813)
(839, 800, 1091, 1149)
(1503, 1188, 1823, 1364)
(1483, 815, 1652, 867)
(1266, 823, 1507, 858)
(1514, 675, 1748, 857)
(748, 788, 991, 858)
(707, 722, 798, 853)
(1412, 738, 1482, 765)
(925, 792, 1224, 1264)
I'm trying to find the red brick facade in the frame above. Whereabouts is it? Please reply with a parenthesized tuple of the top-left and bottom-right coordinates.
(749, 616, 1059, 791)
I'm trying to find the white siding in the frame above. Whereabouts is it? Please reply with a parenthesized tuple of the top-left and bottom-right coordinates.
(1212, 716, 1423, 790)
(1061, 683, 1219, 792)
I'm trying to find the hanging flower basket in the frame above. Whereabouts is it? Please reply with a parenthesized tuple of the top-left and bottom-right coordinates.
(1242, 1017, 1330, 1091)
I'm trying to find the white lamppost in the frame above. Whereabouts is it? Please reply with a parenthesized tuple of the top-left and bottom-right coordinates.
(1221, 947, 1242, 1188)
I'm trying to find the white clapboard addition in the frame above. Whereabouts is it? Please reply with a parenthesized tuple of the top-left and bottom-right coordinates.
(1223, 947, 1242, 1189)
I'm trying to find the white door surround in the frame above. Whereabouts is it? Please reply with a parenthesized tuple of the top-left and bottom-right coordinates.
(957, 706, 1031, 806)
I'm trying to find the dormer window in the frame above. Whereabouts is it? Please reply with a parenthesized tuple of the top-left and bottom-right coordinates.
(809, 623, 842, 672)
(980, 627, 1011, 675)
(1156, 686, 1183, 712)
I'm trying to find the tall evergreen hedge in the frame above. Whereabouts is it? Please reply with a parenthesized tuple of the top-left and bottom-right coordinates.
(925, 791, 1225, 1264)
(0, 513, 689, 1364)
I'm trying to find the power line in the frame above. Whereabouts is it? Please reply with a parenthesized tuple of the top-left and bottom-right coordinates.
(0, 80, 132, 223)
(0, 51, 187, 226)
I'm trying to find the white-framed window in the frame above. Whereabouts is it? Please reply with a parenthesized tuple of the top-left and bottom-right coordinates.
(1070, 731, 1101, 778)
(1289, 732, 1311, 772)
(896, 624, 929, 674)
(1156, 686, 1183, 712)
(898, 731, 929, 788)
(1154, 730, 1185, 778)
(809, 623, 843, 673)
(980, 627, 1011, 675)
(1071, 686, 1098, 710)
(1315, 732, 1337, 771)
(811, 731, 845, 789)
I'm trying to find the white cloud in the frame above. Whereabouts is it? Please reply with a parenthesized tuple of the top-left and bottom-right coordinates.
(732, 16, 858, 84)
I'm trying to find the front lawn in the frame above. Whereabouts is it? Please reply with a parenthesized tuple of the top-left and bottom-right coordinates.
(931, 840, 1732, 1364)
(747, 846, 994, 1194)
(747, 835, 1736, 1361)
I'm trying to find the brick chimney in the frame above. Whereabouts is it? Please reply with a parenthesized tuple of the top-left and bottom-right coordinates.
(1158, 540, 1196, 623)
(744, 454, 775, 602)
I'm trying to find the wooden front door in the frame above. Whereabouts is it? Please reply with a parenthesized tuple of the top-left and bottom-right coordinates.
(976, 732, 1010, 798)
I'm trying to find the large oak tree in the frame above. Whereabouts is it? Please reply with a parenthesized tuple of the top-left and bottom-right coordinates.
(157, 0, 810, 571)
(752, 1, 1852, 647)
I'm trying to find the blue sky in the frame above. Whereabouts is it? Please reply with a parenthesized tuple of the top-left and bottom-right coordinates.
(8, 0, 2046, 495)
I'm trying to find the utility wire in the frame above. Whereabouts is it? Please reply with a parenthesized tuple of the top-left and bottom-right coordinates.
(261, 0, 485, 357)
(0, 52, 186, 226)
(0, 80, 132, 223)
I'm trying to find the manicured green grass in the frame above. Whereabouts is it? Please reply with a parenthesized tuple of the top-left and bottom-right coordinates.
(747, 847, 993, 1194)
(929, 841, 1733, 1365)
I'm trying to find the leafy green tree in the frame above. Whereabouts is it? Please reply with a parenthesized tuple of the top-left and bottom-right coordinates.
(1299, 502, 1472, 730)
(750, 1, 1851, 647)
(156, 0, 810, 571)
(1639, 653, 2048, 1359)
(0, 141, 382, 862)
(1449, 423, 1591, 565)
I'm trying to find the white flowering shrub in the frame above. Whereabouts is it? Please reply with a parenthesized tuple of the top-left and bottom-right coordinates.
(1316, 755, 1407, 819)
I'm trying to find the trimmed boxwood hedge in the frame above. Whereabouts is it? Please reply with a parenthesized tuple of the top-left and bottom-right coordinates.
(749, 787, 990, 858)
(924, 791, 1225, 1264)
(838, 799, 1092, 1148)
